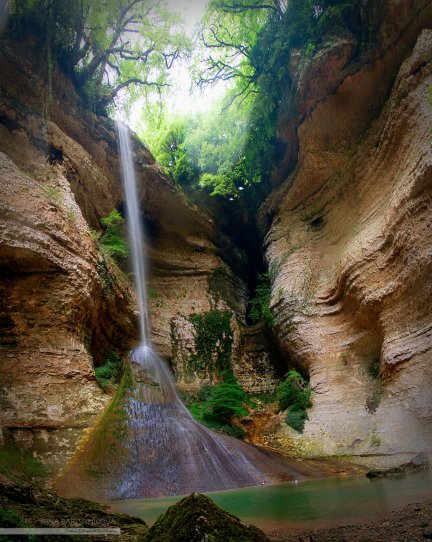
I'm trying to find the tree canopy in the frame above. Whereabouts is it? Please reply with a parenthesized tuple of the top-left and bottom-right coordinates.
(141, 92, 258, 198)
(144, 0, 360, 199)
(8, 0, 190, 114)
(7, 0, 361, 196)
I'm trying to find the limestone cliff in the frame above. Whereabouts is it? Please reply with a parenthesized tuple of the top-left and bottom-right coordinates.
(260, 5, 432, 466)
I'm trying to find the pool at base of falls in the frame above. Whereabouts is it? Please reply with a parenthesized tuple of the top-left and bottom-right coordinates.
(109, 469, 432, 535)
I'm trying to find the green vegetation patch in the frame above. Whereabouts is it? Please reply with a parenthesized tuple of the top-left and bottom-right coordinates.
(86, 365, 134, 478)
(99, 210, 128, 265)
(277, 370, 312, 433)
(0, 505, 28, 528)
(7, 0, 190, 115)
(248, 273, 274, 329)
(94, 350, 124, 391)
(208, 267, 233, 309)
(97, 256, 117, 296)
(188, 310, 234, 379)
(0, 476, 148, 537)
(0, 443, 49, 484)
(366, 357, 383, 413)
(181, 377, 249, 440)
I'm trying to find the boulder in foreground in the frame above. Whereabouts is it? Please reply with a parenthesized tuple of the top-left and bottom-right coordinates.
(145, 492, 270, 542)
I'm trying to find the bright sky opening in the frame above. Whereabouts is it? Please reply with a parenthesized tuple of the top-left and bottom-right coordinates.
(129, 0, 228, 130)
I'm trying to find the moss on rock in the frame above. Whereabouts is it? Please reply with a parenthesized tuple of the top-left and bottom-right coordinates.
(145, 492, 270, 542)
(188, 310, 234, 379)
(0, 474, 148, 540)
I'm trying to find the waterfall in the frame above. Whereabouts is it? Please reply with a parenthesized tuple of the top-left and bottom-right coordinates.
(117, 123, 260, 497)
(54, 125, 319, 501)
(117, 122, 149, 345)
(115, 122, 265, 498)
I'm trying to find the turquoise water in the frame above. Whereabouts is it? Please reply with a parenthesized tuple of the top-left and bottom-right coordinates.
(109, 470, 432, 534)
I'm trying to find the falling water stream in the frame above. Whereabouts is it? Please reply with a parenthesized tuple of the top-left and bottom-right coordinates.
(116, 122, 263, 497)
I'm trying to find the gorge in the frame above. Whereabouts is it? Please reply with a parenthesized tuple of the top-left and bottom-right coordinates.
(1, 0, 432, 539)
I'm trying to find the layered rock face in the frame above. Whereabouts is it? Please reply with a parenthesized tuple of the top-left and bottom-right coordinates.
(262, 18, 432, 466)
(2, 0, 431, 480)
(0, 39, 242, 473)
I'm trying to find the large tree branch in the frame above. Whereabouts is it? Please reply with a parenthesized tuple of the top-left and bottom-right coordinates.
(97, 78, 169, 109)
(77, 1, 143, 85)
(203, 26, 251, 59)
(223, 80, 257, 110)
(216, 0, 286, 17)
(163, 49, 181, 69)
(215, 1, 282, 17)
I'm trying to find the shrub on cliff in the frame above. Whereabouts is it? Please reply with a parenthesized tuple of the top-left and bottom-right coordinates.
(277, 370, 312, 433)
(204, 380, 249, 422)
(188, 310, 234, 378)
(99, 210, 128, 264)
(182, 377, 249, 439)
(94, 350, 123, 391)
(248, 272, 274, 328)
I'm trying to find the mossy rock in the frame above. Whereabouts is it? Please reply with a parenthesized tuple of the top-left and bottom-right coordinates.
(145, 492, 270, 542)
(0, 475, 148, 540)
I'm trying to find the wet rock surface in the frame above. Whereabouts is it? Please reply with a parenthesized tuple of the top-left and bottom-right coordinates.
(366, 452, 429, 478)
(0, 474, 148, 541)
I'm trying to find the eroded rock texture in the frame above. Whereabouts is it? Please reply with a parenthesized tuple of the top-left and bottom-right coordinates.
(261, 23, 432, 466)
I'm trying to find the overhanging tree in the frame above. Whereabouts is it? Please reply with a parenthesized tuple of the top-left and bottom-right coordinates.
(73, 0, 191, 113)
(192, 0, 276, 106)
(8, 0, 190, 114)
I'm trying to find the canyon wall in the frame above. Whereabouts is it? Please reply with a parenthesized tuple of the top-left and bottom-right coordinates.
(261, 3, 432, 467)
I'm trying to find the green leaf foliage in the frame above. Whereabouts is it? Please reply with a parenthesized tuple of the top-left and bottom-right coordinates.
(153, 0, 359, 199)
(277, 370, 312, 411)
(205, 380, 249, 421)
(0, 506, 28, 528)
(7, 0, 190, 114)
(277, 370, 312, 433)
(285, 409, 309, 433)
(99, 210, 128, 264)
(188, 310, 234, 378)
(181, 378, 249, 439)
(248, 273, 274, 328)
(94, 350, 123, 391)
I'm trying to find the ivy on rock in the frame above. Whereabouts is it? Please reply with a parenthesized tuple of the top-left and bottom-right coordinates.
(188, 310, 234, 379)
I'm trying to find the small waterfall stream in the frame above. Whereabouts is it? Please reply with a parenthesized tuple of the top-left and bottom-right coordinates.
(116, 122, 262, 497)
(118, 123, 150, 346)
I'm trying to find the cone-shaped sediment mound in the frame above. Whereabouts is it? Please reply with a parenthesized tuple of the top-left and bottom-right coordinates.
(55, 345, 320, 500)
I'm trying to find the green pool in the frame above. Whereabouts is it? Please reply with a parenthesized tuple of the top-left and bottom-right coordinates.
(109, 470, 432, 534)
